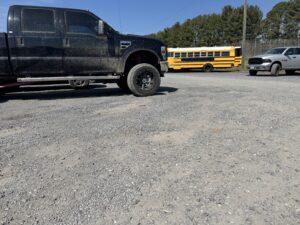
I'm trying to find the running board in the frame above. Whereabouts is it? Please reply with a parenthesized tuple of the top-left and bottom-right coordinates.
(17, 76, 120, 82)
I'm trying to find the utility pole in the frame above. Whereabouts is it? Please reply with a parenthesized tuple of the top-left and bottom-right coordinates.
(242, 0, 248, 70)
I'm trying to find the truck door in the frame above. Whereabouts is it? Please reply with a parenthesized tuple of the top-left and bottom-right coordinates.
(14, 7, 63, 76)
(63, 10, 110, 74)
(284, 48, 299, 69)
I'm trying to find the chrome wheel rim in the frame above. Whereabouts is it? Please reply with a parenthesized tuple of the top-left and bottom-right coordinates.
(136, 71, 154, 91)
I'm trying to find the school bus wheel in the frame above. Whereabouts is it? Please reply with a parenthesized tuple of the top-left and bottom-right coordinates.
(203, 64, 214, 72)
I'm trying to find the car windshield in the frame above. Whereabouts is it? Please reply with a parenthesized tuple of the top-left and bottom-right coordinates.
(265, 48, 286, 55)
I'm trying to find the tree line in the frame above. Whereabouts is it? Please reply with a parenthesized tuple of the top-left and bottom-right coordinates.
(148, 0, 300, 47)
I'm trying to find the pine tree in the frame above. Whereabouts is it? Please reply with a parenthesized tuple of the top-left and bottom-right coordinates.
(148, 4, 263, 46)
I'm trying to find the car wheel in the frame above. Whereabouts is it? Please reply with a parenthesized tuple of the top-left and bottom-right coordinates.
(271, 63, 281, 76)
(69, 80, 90, 89)
(285, 70, 295, 75)
(249, 70, 257, 76)
(127, 63, 161, 97)
(203, 64, 214, 72)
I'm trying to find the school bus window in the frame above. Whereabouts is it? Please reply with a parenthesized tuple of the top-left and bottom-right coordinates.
(208, 52, 213, 57)
(215, 52, 220, 57)
(201, 52, 207, 57)
(235, 48, 242, 57)
(181, 52, 187, 58)
(175, 53, 180, 58)
(222, 52, 230, 57)
(194, 52, 200, 57)
(188, 52, 193, 58)
(168, 52, 174, 57)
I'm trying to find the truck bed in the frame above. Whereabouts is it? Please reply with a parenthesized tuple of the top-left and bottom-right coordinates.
(0, 33, 11, 76)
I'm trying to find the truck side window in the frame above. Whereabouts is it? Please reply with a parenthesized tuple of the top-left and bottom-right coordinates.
(22, 8, 55, 32)
(296, 48, 300, 55)
(285, 48, 295, 56)
(66, 11, 99, 35)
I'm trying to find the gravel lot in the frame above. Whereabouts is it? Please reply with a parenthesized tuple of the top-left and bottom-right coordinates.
(0, 72, 300, 225)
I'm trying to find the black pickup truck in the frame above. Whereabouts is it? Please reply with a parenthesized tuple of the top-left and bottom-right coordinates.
(0, 5, 168, 96)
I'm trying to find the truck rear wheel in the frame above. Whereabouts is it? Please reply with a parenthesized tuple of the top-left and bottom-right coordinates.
(69, 80, 90, 89)
(271, 63, 281, 76)
(127, 63, 161, 97)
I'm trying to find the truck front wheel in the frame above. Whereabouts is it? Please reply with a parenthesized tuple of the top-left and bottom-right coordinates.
(127, 63, 161, 97)
(271, 63, 281, 76)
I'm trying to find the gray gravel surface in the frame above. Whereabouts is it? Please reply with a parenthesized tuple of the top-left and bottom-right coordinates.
(0, 72, 300, 225)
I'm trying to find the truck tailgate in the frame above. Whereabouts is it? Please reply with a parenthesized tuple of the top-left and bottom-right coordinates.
(0, 33, 11, 76)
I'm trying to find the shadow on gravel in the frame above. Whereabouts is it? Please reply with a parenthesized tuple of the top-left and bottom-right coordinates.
(0, 85, 178, 103)
(247, 71, 300, 77)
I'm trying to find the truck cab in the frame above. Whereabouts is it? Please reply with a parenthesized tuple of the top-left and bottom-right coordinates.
(0, 5, 168, 96)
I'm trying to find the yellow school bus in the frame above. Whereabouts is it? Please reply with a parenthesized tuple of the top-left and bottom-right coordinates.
(167, 46, 242, 72)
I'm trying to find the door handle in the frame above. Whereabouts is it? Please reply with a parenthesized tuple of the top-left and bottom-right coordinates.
(17, 37, 24, 47)
(63, 38, 70, 48)
(292, 56, 296, 59)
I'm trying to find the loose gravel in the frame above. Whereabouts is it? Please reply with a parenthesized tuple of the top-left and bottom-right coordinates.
(0, 72, 300, 225)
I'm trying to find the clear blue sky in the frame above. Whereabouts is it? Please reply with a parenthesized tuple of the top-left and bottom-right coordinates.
(0, 0, 284, 34)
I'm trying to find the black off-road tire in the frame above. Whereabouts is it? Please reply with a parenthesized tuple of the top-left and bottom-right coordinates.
(271, 63, 281, 76)
(127, 63, 161, 97)
(203, 64, 214, 72)
(69, 80, 90, 89)
(285, 70, 295, 75)
(249, 70, 257, 76)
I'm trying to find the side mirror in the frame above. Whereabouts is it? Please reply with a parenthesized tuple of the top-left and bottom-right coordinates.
(98, 20, 104, 35)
